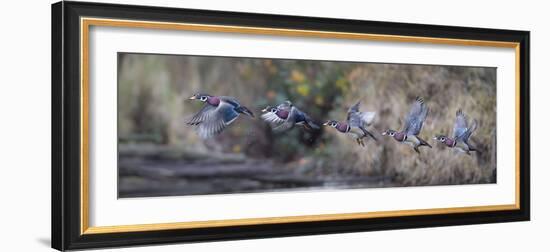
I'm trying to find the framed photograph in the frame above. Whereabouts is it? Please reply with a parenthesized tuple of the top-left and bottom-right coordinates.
(52, 1, 530, 250)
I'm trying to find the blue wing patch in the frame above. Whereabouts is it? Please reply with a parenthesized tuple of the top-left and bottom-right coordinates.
(220, 106, 240, 124)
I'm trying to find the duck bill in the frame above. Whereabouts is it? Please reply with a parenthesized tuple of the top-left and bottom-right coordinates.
(381, 131, 387, 136)
(322, 122, 329, 126)
(261, 108, 268, 113)
(188, 96, 196, 100)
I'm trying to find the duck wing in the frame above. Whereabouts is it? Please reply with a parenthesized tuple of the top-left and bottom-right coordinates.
(261, 109, 286, 125)
(347, 101, 361, 114)
(347, 101, 375, 127)
(195, 100, 239, 138)
(404, 97, 428, 136)
(453, 109, 469, 140)
(187, 104, 216, 126)
(347, 101, 362, 126)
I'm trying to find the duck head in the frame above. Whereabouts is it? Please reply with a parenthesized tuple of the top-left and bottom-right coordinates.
(189, 93, 219, 106)
(323, 120, 349, 133)
(323, 120, 339, 128)
(382, 129, 406, 142)
(189, 93, 210, 101)
(261, 106, 278, 113)
(434, 135, 455, 147)
(262, 105, 290, 119)
(382, 129, 396, 137)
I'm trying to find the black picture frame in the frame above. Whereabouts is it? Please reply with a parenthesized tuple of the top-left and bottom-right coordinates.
(52, 1, 530, 251)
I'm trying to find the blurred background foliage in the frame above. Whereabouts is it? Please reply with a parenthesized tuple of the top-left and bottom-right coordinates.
(118, 53, 496, 197)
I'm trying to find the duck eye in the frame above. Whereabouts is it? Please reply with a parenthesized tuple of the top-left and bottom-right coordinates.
(200, 96, 207, 101)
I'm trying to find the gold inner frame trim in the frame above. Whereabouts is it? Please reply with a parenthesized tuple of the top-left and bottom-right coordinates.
(80, 17, 522, 235)
(85, 204, 517, 234)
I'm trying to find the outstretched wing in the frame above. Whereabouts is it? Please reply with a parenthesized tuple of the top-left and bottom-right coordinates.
(454, 111, 477, 142)
(347, 112, 362, 128)
(348, 111, 376, 129)
(187, 104, 216, 125)
(346, 101, 362, 126)
(273, 106, 297, 132)
(347, 101, 360, 122)
(261, 110, 286, 125)
(359, 111, 376, 126)
(403, 97, 428, 136)
(347, 101, 375, 128)
(348, 101, 361, 114)
(452, 109, 469, 139)
(195, 101, 239, 138)
(465, 119, 477, 141)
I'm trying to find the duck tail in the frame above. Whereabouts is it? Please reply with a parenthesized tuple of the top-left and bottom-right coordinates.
(360, 126, 378, 141)
(307, 120, 320, 130)
(466, 141, 480, 153)
(366, 129, 377, 141)
(417, 136, 432, 148)
(238, 106, 254, 117)
(304, 114, 320, 130)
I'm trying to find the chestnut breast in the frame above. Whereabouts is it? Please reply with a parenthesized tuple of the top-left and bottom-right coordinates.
(207, 96, 220, 106)
(394, 132, 406, 141)
(336, 123, 349, 133)
(444, 138, 456, 147)
(276, 109, 290, 119)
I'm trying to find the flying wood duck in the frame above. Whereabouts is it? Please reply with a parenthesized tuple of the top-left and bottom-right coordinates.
(382, 96, 432, 153)
(434, 109, 479, 155)
(323, 101, 377, 146)
(187, 93, 254, 138)
(261, 101, 319, 132)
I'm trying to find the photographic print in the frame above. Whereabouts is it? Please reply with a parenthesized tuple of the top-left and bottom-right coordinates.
(117, 53, 496, 198)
